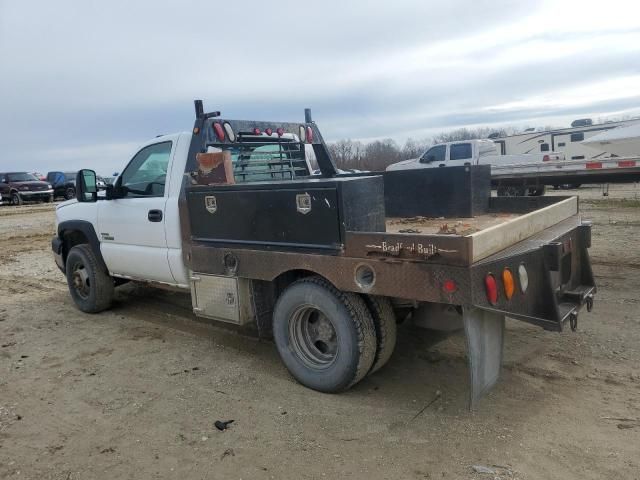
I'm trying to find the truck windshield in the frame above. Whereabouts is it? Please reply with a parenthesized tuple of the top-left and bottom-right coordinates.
(7, 172, 38, 182)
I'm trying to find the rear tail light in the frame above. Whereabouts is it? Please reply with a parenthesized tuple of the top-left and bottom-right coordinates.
(213, 123, 225, 142)
(502, 268, 515, 300)
(485, 274, 498, 305)
(518, 264, 529, 293)
(223, 122, 236, 142)
(442, 279, 457, 293)
(299, 125, 306, 143)
(306, 126, 314, 143)
(543, 155, 550, 162)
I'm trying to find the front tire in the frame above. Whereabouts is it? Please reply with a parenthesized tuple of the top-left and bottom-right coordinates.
(11, 192, 22, 206)
(65, 186, 76, 200)
(273, 276, 377, 392)
(65, 244, 114, 313)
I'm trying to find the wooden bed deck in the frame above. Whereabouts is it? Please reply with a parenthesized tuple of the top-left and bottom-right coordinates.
(386, 213, 520, 236)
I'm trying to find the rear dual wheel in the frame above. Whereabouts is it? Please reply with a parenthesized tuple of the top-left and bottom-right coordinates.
(273, 276, 396, 392)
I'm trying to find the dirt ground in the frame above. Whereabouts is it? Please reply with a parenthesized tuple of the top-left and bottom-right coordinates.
(1, 185, 639, 480)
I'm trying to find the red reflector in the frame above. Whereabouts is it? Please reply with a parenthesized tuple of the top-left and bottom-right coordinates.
(265, 128, 273, 136)
(443, 279, 457, 293)
(586, 162, 602, 169)
(485, 274, 498, 305)
(213, 123, 225, 142)
(253, 127, 261, 135)
(306, 126, 313, 143)
(276, 127, 284, 137)
(543, 155, 550, 162)
(618, 160, 636, 168)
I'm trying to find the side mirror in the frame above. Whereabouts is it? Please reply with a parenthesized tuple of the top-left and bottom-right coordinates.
(76, 169, 98, 202)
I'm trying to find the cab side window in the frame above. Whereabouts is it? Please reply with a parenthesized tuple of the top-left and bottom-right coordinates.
(450, 143, 472, 161)
(420, 145, 446, 163)
(119, 142, 172, 197)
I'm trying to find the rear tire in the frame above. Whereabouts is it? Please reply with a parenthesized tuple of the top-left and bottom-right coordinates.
(273, 276, 377, 392)
(65, 244, 114, 313)
(65, 186, 76, 200)
(362, 295, 397, 374)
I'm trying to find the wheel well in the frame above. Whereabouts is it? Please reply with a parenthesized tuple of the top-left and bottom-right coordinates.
(61, 230, 89, 263)
(272, 269, 324, 295)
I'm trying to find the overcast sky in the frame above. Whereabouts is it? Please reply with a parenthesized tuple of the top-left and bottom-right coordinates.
(1, 0, 640, 175)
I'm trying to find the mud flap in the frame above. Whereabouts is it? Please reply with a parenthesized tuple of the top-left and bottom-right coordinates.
(462, 307, 505, 410)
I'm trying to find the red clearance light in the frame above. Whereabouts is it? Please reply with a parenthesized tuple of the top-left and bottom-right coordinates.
(265, 128, 273, 136)
(485, 274, 498, 305)
(276, 127, 284, 137)
(253, 127, 261, 135)
(306, 126, 314, 143)
(443, 279, 457, 293)
(543, 155, 550, 162)
(213, 123, 225, 142)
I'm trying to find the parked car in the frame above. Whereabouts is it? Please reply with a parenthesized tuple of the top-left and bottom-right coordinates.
(46, 171, 78, 200)
(0, 172, 54, 205)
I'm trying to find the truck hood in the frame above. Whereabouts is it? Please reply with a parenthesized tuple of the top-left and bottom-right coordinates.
(11, 180, 51, 190)
(386, 158, 420, 171)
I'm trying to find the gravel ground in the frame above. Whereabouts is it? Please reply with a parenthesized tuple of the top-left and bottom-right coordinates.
(0, 186, 639, 479)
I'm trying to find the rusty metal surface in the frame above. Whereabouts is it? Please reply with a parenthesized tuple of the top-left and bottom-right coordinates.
(190, 244, 471, 305)
(344, 231, 471, 265)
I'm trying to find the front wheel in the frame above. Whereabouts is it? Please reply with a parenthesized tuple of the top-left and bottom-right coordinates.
(65, 186, 76, 200)
(11, 192, 23, 205)
(273, 276, 377, 392)
(66, 244, 114, 313)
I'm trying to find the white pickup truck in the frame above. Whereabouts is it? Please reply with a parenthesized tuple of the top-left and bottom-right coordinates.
(386, 139, 563, 195)
(51, 101, 596, 408)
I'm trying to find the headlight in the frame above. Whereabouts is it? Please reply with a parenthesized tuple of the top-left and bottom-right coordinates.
(47, 184, 52, 189)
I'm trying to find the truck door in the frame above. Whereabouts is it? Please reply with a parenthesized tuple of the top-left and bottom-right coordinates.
(447, 142, 474, 167)
(418, 145, 447, 168)
(97, 139, 176, 284)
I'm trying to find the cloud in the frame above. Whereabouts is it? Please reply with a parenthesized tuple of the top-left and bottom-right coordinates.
(1, 0, 639, 173)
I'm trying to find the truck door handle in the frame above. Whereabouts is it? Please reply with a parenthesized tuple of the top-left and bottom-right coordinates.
(148, 209, 163, 222)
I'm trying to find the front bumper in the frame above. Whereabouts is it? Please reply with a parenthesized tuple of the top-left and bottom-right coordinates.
(470, 216, 596, 331)
(17, 189, 54, 199)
